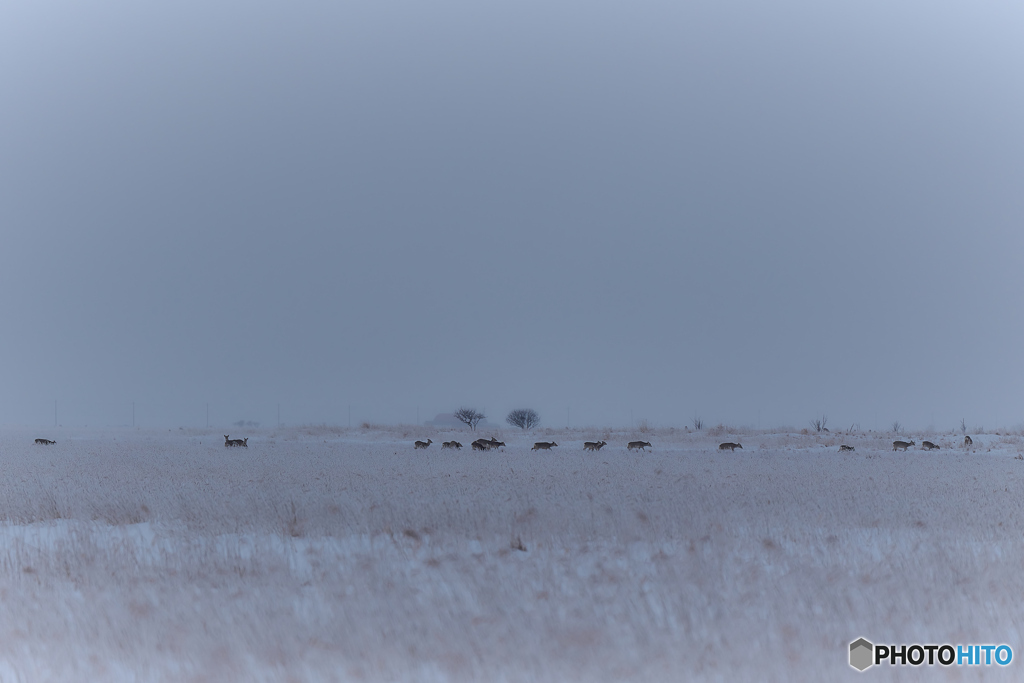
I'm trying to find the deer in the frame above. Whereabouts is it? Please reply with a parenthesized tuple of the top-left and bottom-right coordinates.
(583, 440, 607, 451)
(224, 435, 246, 447)
(627, 441, 652, 451)
(472, 437, 505, 451)
(921, 441, 940, 450)
(892, 440, 915, 451)
(34, 438, 55, 445)
(718, 442, 742, 451)
(442, 441, 462, 450)
(964, 435, 973, 447)
(414, 439, 433, 449)
(839, 444, 855, 452)
(531, 441, 557, 451)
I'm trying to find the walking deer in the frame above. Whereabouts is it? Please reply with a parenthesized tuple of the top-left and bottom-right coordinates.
(892, 440, 915, 451)
(839, 444, 855, 452)
(583, 441, 607, 451)
(531, 442, 557, 451)
(224, 435, 247, 447)
(414, 439, 433, 449)
(718, 442, 742, 451)
(921, 441, 940, 450)
(34, 438, 55, 445)
(627, 441, 652, 451)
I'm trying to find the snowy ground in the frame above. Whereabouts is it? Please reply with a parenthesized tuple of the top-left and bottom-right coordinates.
(0, 424, 1022, 682)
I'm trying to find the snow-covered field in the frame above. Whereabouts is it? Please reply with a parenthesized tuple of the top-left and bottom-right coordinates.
(1, 425, 1022, 682)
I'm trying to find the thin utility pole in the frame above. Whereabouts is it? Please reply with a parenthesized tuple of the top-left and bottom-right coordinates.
(206, 403, 209, 428)
(278, 404, 280, 428)
(54, 400, 57, 427)
(567, 407, 570, 429)
(348, 405, 351, 428)
(132, 402, 135, 428)
(416, 406, 419, 425)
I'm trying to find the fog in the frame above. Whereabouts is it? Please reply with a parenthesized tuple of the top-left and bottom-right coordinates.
(2, 0, 1022, 431)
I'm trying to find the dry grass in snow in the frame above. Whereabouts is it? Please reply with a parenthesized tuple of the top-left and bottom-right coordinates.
(0, 426, 1022, 681)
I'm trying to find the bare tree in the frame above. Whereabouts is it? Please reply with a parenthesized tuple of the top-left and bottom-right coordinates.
(692, 415, 704, 431)
(454, 407, 486, 431)
(960, 418, 967, 435)
(506, 409, 540, 430)
(810, 414, 828, 433)
(891, 421, 902, 435)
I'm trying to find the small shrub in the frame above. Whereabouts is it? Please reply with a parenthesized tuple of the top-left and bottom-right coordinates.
(454, 407, 486, 431)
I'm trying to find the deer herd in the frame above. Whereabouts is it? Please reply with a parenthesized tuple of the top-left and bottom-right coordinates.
(417, 437, 655, 452)
(23, 432, 983, 454)
(889, 437, 972, 452)
(411, 434, 983, 454)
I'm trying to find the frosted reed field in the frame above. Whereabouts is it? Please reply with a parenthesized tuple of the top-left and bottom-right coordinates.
(1, 425, 1023, 682)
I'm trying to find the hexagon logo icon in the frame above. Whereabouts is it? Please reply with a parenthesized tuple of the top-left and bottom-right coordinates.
(850, 638, 874, 671)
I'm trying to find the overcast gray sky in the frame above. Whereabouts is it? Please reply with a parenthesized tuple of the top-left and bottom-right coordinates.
(2, 1, 1022, 431)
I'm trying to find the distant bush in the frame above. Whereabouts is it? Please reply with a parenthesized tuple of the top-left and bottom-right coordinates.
(506, 409, 540, 431)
